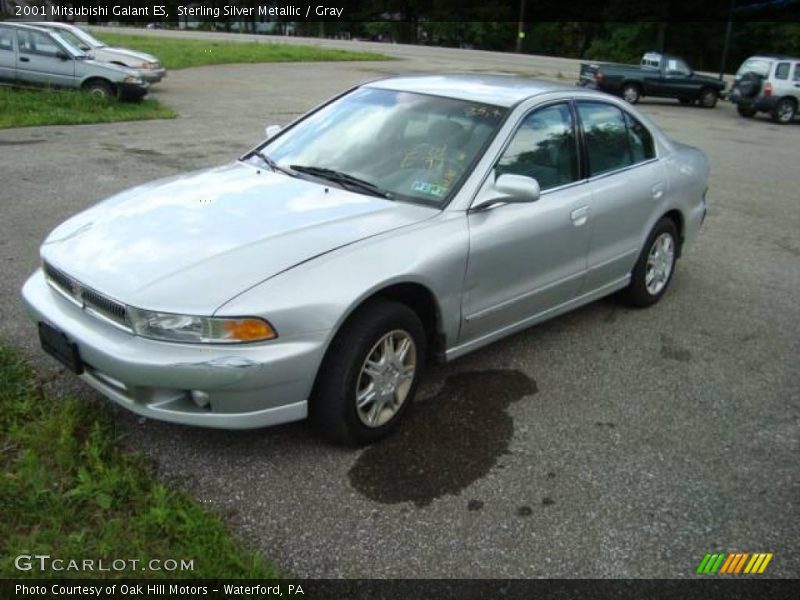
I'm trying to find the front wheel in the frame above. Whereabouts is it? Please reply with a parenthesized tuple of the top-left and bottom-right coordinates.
(83, 79, 115, 99)
(621, 218, 679, 308)
(699, 88, 719, 108)
(311, 299, 427, 445)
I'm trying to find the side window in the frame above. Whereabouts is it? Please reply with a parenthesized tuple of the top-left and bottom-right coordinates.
(667, 59, 691, 76)
(577, 102, 633, 177)
(624, 112, 655, 163)
(0, 28, 13, 52)
(17, 30, 62, 58)
(495, 103, 578, 191)
(775, 62, 790, 80)
(794, 64, 800, 82)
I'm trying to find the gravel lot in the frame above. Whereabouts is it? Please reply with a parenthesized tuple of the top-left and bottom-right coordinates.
(1, 32, 798, 578)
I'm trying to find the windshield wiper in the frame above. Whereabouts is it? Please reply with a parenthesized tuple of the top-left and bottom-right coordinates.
(289, 165, 393, 200)
(252, 151, 295, 177)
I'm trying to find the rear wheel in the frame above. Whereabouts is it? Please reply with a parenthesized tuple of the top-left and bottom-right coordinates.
(311, 299, 427, 445)
(771, 98, 797, 124)
(737, 104, 757, 118)
(622, 83, 641, 104)
(699, 88, 719, 108)
(621, 218, 679, 308)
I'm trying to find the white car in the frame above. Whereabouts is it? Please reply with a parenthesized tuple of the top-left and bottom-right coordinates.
(32, 22, 166, 84)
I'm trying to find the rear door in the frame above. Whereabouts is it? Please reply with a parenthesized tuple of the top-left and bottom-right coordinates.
(15, 29, 76, 88)
(577, 101, 665, 291)
(772, 61, 793, 98)
(793, 63, 800, 100)
(0, 26, 15, 83)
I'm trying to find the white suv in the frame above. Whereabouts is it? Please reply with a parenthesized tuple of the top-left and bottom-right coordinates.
(730, 55, 800, 124)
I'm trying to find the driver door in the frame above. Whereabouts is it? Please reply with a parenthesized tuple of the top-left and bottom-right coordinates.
(460, 102, 592, 343)
(662, 58, 694, 98)
(15, 29, 75, 88)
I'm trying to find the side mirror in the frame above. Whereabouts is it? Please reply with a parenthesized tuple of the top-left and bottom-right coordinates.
(56, 51, 70, 61)
(264, 125, 281, 139)
(471, 173, 541, 211)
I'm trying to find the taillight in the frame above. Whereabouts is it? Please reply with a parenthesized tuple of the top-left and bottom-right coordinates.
(764, 82, 773, 97)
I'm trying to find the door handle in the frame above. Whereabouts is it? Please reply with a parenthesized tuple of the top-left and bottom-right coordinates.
(571, 206, 589, 227)
(19, 56, 30, 62)
(652, 182, 666, 200)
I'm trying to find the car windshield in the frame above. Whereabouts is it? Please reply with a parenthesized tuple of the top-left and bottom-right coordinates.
(52, 29, 92, 52)
(48, 32, 87, 58)
(256, 87, 507, 206)
(737, 58, 771, 78)
(67, 26, 105, 48)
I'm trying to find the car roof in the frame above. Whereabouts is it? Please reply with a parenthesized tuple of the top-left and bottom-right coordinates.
(365, 74, 576, 108)
(29, 22, 73, 29)
(748, 54, 800, 62)
(0, 22, 53, 34)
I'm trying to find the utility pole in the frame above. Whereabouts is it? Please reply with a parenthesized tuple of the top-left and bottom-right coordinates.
(719, 0, 735, 80)
(515, 0, 526, 53)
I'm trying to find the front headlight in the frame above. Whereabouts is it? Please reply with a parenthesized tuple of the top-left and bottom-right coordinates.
(128, 308, 277, 344)
(123, 75, 143, 85)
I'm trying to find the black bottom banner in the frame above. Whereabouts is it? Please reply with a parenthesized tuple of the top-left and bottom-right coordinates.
(2, 579, 800, 600)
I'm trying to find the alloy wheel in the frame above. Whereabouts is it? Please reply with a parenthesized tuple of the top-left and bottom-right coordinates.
(355, 330, 417, 428)
(645, 233, 675, 296)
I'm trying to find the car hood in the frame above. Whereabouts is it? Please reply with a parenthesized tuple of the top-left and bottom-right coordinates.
(95, 46, 160, 65)
(41, 163, 437, 314)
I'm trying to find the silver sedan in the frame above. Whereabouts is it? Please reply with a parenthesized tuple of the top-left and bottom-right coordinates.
(22, 75, 709, 444)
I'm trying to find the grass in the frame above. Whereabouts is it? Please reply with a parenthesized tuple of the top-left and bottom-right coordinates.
(0, 87, 176, 129)
(0, 344, 278, 579)
(95, 32, 391, 70)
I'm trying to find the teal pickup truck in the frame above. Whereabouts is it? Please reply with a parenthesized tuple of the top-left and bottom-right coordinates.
(578, 52, 725, 108)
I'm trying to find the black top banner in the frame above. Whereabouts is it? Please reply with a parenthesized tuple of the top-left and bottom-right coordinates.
(2, 0, 800, 23)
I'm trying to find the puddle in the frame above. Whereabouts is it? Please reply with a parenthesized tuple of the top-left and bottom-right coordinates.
(348, 369, 537, 507)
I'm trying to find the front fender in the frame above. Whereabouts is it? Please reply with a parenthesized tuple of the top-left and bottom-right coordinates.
(214, 211, 470, 369)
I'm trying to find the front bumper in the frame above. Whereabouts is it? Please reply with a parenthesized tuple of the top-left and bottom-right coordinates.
(135, 68, 167, 84)
(22, 269, 327, 429)
(119, 82, 149, 101)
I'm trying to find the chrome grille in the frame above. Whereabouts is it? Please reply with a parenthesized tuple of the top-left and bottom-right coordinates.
(43, 262, 130, 330)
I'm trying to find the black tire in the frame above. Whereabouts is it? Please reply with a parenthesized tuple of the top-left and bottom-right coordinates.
(679, 98, 693, 106)
(699, 88, 718, 108)
(621, 83, 641, 104)
(620, 218, 679, 308)
(770, 97, 797, 124)
(310, 299, 427, 445)
(83, 79, 115, 99)
(737, 104, 757, 118)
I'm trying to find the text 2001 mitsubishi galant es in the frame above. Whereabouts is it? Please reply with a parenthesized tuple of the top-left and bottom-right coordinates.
(22, 75, 708, 445)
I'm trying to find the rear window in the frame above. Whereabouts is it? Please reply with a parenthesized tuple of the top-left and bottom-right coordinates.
(736, 58, 771, 78)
